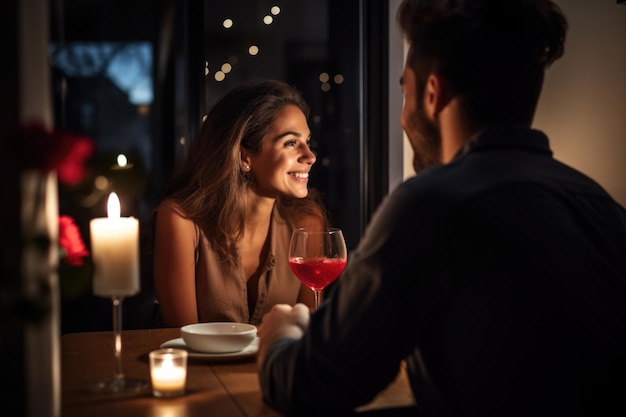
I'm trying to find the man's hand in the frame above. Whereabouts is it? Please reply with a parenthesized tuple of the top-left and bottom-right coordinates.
(257, 303, 310, 367)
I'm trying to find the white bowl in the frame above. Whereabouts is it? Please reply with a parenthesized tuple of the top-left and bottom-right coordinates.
(180, 322, 257, 353)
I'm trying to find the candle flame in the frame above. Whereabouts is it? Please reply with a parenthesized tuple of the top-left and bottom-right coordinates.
(162, 356, 174, 370)
(116, 153, 128, 167)
(107, 192, 121, 219)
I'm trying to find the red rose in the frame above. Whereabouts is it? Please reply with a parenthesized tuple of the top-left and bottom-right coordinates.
(12, 122, 94, 185)
(58, 215, 89, 266)
(55, 132, 94, 185)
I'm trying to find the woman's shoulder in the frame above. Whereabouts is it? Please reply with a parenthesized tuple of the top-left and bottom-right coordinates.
(155, 199, 196, 231)
(155, 198, 187, 217)
(154, 198, 199, 242)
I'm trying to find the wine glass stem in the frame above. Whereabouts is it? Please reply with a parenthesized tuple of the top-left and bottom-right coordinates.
(112, 295, 125, 381)
(314, 290, 321, 310)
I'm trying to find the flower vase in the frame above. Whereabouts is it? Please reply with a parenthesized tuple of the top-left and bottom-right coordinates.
(20, 169, 61, 417)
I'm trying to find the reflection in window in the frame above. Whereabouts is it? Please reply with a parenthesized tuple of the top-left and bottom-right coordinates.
(50, 42, 153, 104)
(49, 42, 153, 172)
(49, 40, 153, 270)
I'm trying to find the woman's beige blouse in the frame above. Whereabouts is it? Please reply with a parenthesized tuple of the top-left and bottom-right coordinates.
(194, 205, 302, 325)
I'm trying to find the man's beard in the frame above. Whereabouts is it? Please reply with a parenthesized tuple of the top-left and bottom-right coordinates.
(410, 101, 442, 174)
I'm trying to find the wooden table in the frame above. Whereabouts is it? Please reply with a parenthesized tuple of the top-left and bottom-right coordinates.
(61, 328, 417, 417)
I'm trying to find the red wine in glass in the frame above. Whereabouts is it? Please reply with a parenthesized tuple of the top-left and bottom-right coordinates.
(289, 258, 347, 291)
(289, 228, 347, 309)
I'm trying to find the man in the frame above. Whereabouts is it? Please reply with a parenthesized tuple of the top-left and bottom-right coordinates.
(257, 0, 626, 416)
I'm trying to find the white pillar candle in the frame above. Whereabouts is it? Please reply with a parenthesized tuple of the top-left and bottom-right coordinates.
(90, 192, 140, 297)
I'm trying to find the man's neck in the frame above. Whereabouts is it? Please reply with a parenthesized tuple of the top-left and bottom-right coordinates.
(439, 98, 483, 164)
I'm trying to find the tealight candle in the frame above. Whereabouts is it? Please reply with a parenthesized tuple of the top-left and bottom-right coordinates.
(89, 192, 140, 297)
(149, 348, 188, 397)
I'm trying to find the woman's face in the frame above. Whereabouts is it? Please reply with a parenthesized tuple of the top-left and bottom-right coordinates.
(246, 104, 315, 199)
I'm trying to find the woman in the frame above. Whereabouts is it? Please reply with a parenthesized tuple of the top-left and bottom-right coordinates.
(152, 80, 327, 327)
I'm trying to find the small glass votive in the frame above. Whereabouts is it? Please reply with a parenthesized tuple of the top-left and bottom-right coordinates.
(149, 348, 188, 398)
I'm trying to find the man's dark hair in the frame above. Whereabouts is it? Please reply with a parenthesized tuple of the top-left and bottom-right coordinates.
(398, 0, 568, 126)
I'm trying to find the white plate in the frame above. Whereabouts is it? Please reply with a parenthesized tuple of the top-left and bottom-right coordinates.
(160, 337, 259, 362)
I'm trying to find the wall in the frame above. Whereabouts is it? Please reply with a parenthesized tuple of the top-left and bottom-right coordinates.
(534, 0, 626, 206)
(388, 0, 406, 191)
(395, 0, 626, 208)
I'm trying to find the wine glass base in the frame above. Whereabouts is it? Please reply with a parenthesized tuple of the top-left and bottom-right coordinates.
(89, 378, 149, 394)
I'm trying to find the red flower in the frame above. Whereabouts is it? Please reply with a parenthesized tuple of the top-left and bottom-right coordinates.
(12, 122, 94, 185)
(58, 215, 89, 266)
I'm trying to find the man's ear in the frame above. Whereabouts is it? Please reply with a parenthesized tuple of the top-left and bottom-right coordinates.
(424, 74, 453, 118)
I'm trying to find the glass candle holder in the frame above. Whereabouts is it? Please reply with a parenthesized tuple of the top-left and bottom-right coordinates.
(149, 348, 188, 398)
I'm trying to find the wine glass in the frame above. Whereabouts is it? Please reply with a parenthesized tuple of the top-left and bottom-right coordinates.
(289, 227, 348, 310)
(89, 192, 148, 393)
